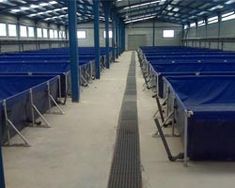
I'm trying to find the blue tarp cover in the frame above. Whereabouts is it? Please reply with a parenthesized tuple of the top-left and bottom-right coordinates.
(0, 76, 55, 100)
(152, 63, 235, 97)
(166, 76, 235, 160)
(0, 75, 59, 144)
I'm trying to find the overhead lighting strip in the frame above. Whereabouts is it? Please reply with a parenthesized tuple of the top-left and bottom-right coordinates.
(124, 0, 160, 10)
(125, 15, 156, 24)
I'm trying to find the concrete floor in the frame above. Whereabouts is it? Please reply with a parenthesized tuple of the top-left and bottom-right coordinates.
(3, 51, 235, 188)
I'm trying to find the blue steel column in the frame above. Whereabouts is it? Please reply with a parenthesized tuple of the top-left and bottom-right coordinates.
(122, 21, 125, 52)
(120, 21, 122, 53)
(112, 12, 115, 61)
(123, 21, 126, 51)
(68, 0, 80, 102)
(118, 19, 121, 55)
(120, 21, 124, 53)
(115, 17, 119, 58)
(93, 0, 100, 79)
(103, 1, 110, 69)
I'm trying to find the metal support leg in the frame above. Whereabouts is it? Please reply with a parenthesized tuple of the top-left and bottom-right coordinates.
(47, 80, 65, 115)
(47, 82, 52, 113)
(154, 117, 184, 162)
(80, 67, 88, 87)
(153, 94, 165, 123)
(30, 89, 35, 127)
(85, 65, 92, 83)
(184, 111, 189, 167)
(30, 89, 51, 128)
(49, 95, 65, 115)
(153, 111, 174, 137)
(3, 100, 31, 147)
(58, 75, 62, 99)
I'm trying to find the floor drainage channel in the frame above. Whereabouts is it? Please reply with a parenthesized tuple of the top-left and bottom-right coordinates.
(107, 52, 142, 188)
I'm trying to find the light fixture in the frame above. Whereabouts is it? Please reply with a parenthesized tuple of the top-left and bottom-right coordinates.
(124, 0, 160, 10)
(30, 4, 39, 8)
(39, 3, 49, 6)
(20, 7, 29, 11)
(49, 1, 57, 4)
(11, 9, 20, 13)
(125, 15, 156, 24)
(225, 0, 235, 4)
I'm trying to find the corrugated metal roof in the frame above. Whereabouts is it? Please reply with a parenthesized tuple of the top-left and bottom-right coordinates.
(115, 0, 235, 24)
(1, 0, 235, 25)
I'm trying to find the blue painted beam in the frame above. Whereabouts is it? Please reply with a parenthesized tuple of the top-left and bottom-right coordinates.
(93, 0, 100, 79)
(68, 0, 80, 102)
(103, 1, 110, 69)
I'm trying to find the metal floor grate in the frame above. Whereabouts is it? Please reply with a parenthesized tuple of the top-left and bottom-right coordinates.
(107, 52, 142, 188)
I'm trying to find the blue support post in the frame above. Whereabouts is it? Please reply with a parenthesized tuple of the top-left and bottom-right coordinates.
(103, 1, 110, 69)
(120, 21, 124, 53)
(118, 19, 122, 55)
(115, 17, 119, 58)
(93, 0, 100, 79)
(123, 22, 126, 51)
(122, 21, 125, 52)
(112, 12, 115, 61)
(68, 0, 80, 102)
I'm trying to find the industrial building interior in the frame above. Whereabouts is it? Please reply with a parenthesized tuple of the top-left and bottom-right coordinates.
(1, 0, 235, 187)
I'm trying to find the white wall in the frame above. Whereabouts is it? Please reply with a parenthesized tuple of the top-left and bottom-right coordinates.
(125, 20, 182, 49)
(77, 22, 112, 47)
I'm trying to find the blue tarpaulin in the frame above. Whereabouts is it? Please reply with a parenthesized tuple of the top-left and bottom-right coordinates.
(151, 63, 235, 97)
(165, 76, 235, 160)
(0, 75, 59, 143)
